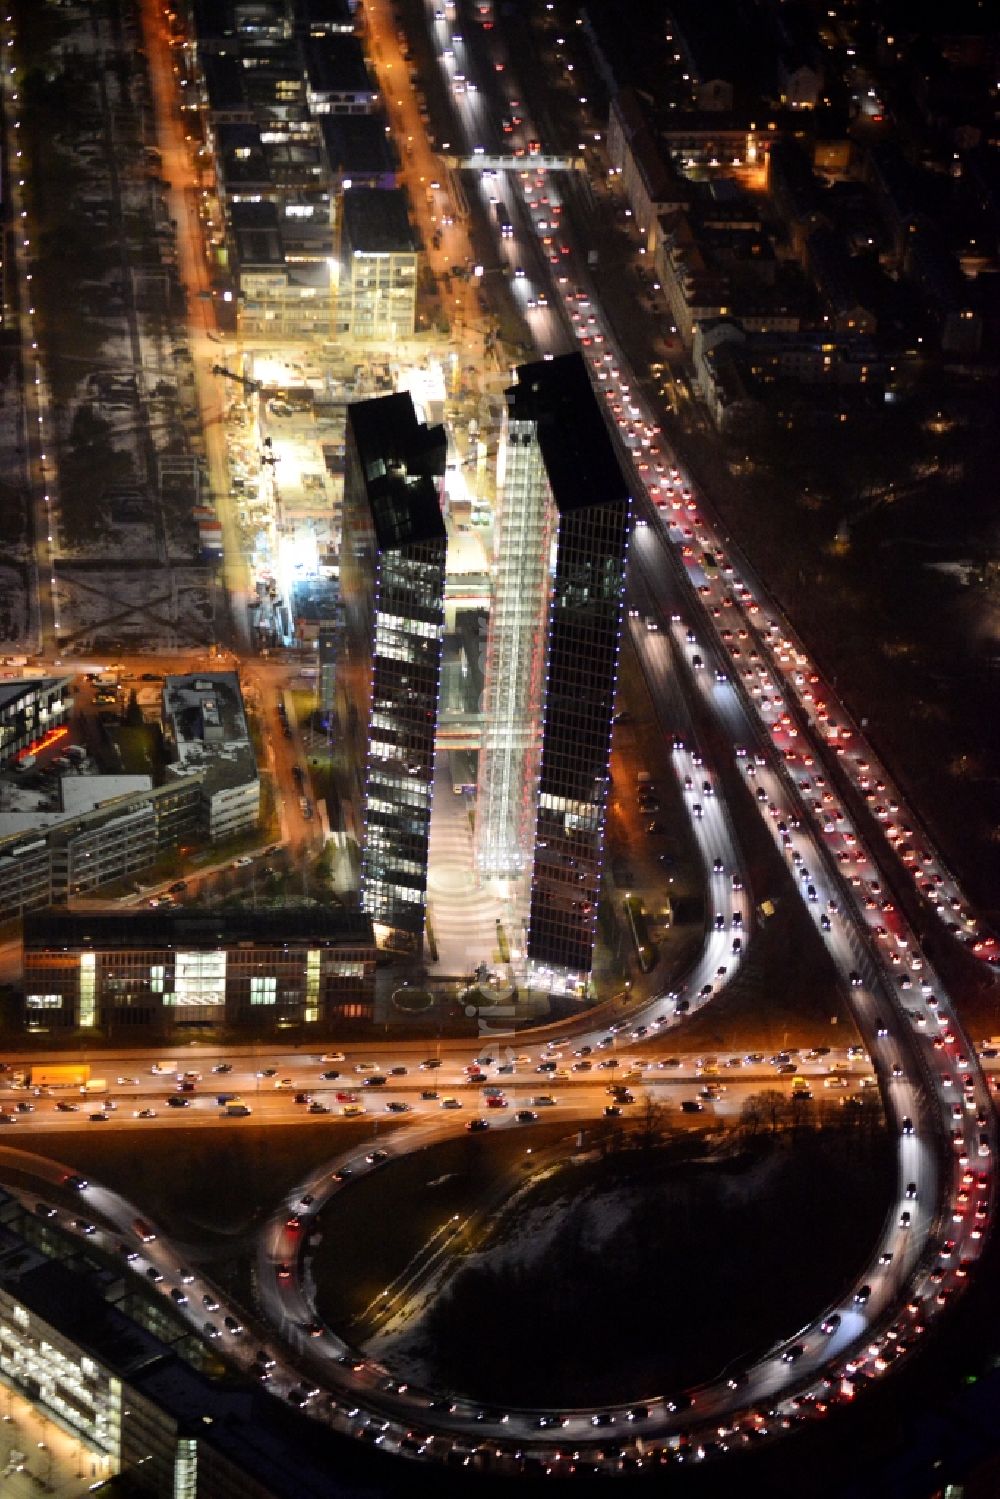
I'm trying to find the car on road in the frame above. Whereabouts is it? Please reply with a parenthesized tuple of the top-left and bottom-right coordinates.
(515, 1110, 538, 1123)
(532, 1095, 557, 1107)
(466, 1118, 490, 1132)
(167, 1096, 190, 1109)
(385, 1101, 410, 1114)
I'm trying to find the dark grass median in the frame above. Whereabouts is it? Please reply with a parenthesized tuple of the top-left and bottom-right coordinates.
(410, 1124, 894, 1408)
(12, 1121, 377, 1243)
(311, 1123, 577, 1335)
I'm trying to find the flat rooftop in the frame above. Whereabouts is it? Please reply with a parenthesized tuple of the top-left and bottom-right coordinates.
(304, 33, 373, 96)
(347, 393, 447, 551)
(319, 112, 397, 177)
(24, 906, 376, 951)
(0, 675, 72, 713)
(0, 773, 153, 836)
(341, 187, 417, 255)
(162, 672, 257, 793)
(507, 353, 633, 515)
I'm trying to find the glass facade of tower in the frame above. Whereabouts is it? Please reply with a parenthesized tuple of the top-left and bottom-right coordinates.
(528, 497, 630, 973)
(475, 412, 554, 879)
(478, 353, 632, 978)
(362, 542, 447, 938)
(341, 395, 447, 952)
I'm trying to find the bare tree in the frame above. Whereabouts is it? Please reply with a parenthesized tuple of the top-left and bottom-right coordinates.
(758, 1088, 791, 1136)
(636, 1092, 669, 1152)
(740, 1093, 765, 1138)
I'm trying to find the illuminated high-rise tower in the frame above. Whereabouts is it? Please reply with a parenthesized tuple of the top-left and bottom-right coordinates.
(340, 394, 447, 954)
(477, 354, 632, 978)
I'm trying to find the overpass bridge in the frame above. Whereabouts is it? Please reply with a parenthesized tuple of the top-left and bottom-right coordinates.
(437, 712, 483, 751)
(447, 154, 581, 173)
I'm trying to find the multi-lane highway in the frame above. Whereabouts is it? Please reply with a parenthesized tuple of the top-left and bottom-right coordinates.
(1, 0, 996, 1479)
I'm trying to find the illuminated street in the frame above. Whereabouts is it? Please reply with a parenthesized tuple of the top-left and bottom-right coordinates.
(0, 0, 998, 1494)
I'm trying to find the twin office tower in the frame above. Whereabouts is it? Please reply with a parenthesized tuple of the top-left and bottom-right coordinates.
(340, 352, 633, 980)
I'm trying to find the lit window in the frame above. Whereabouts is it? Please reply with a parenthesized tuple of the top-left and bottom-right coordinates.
(79, 953, 96, 1028)
(250, 975, 277, 1005)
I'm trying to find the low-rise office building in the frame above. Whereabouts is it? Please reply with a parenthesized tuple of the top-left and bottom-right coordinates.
(21, 907, 376, 1034)
(0, 775, 203, 917)
(0, 675, 74, 766)
(231, 201, 334, 342)
(319, 110, 400, 193)
(336, 188, 419, 340)
(303, 33, 379, 115)
(0, 1187, 369, 1497)
(162, 672, 260, 842)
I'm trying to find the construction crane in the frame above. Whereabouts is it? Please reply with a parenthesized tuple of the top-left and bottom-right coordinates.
(211, 364, 262, 395)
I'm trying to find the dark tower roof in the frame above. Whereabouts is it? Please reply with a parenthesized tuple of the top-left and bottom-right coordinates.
(506, 353, 632, 513)
(347, 393, 446, 550)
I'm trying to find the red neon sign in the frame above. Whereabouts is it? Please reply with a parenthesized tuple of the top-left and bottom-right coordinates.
(16, 725, 69, 762)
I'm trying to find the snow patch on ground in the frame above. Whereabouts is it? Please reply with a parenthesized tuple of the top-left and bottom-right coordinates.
(369, 1148, 784, 1383)
(369, 1177, 642, 1376)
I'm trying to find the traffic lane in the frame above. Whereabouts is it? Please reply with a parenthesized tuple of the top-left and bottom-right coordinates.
(740, 770, 986, 1250)
(0, 1075, 904, 1145)
(0, 1038, 894, 1100)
